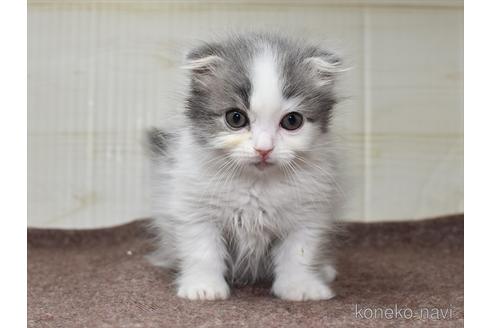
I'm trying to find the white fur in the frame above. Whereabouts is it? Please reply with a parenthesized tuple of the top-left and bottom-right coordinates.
(249, 49, 283, 154)
(272, 229, 336, 301)
(250, 49, 283, 118)
(151, 50, 341, 301)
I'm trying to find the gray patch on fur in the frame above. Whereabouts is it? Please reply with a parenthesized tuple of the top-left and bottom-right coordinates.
(147, 127, 171, 156)
(223, 230, 276, 286)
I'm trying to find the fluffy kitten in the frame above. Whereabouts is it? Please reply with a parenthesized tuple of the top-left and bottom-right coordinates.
(149, 33, 343, 301)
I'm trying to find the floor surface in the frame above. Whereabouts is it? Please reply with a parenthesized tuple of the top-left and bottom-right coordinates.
(28, 215, 464, 327)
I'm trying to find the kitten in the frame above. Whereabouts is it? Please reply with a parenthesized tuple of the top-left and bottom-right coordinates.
(149, 33, 343, 301)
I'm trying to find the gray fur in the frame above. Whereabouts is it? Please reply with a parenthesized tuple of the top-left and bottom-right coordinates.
(147, 127, 171, 156)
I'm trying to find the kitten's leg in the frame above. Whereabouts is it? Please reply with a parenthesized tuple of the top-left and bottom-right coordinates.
(322, 264, 337, 283)
(176, 222, 230, 300)
(272, 229, 335, 301)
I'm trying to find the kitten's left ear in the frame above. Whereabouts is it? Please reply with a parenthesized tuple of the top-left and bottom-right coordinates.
(303, 50, 343, 86)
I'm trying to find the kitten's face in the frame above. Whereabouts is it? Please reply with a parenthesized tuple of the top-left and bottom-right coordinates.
(185, 35, 340, 173)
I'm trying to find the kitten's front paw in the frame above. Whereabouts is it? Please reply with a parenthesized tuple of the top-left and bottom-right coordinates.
(177, 275, 230, 301)
(272, 276, 335, 301)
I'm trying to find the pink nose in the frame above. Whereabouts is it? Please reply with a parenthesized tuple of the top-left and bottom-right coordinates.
(255, 148, 273, 160)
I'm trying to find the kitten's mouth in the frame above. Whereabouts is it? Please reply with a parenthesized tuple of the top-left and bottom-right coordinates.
(253, 161, 274, 170)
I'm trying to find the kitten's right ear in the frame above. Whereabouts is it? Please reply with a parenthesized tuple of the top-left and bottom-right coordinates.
(182, 43, 224, 75)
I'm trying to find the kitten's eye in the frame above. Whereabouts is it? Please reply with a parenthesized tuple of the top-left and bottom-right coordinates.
(280, 112, 303, 131)
(225, 109, 248, 129)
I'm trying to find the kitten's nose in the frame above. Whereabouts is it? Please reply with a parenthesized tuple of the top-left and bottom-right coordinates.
(255, 148, 273, 160)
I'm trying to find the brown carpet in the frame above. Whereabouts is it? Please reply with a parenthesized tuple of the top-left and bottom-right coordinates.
(28, 215, 463, 328)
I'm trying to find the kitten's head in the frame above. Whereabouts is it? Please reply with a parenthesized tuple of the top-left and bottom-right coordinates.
(184, 33, 341, 173)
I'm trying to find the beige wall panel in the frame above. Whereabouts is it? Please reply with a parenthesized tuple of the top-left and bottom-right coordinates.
(28, 1, 463, 227)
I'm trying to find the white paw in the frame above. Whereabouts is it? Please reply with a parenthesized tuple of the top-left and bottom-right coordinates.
(272, 276, 335, 301)
(322, 265, 337, 283)
(177, 275, 230, 301)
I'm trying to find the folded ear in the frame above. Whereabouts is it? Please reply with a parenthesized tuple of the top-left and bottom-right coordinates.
(182, 43, 224, 75)
(303, 51, 343, 86)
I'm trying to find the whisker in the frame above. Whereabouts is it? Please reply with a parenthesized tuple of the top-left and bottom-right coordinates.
(294, 154, 346, 201)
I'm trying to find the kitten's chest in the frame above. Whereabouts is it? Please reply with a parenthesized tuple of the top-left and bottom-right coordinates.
(218, 178, 289, 232)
